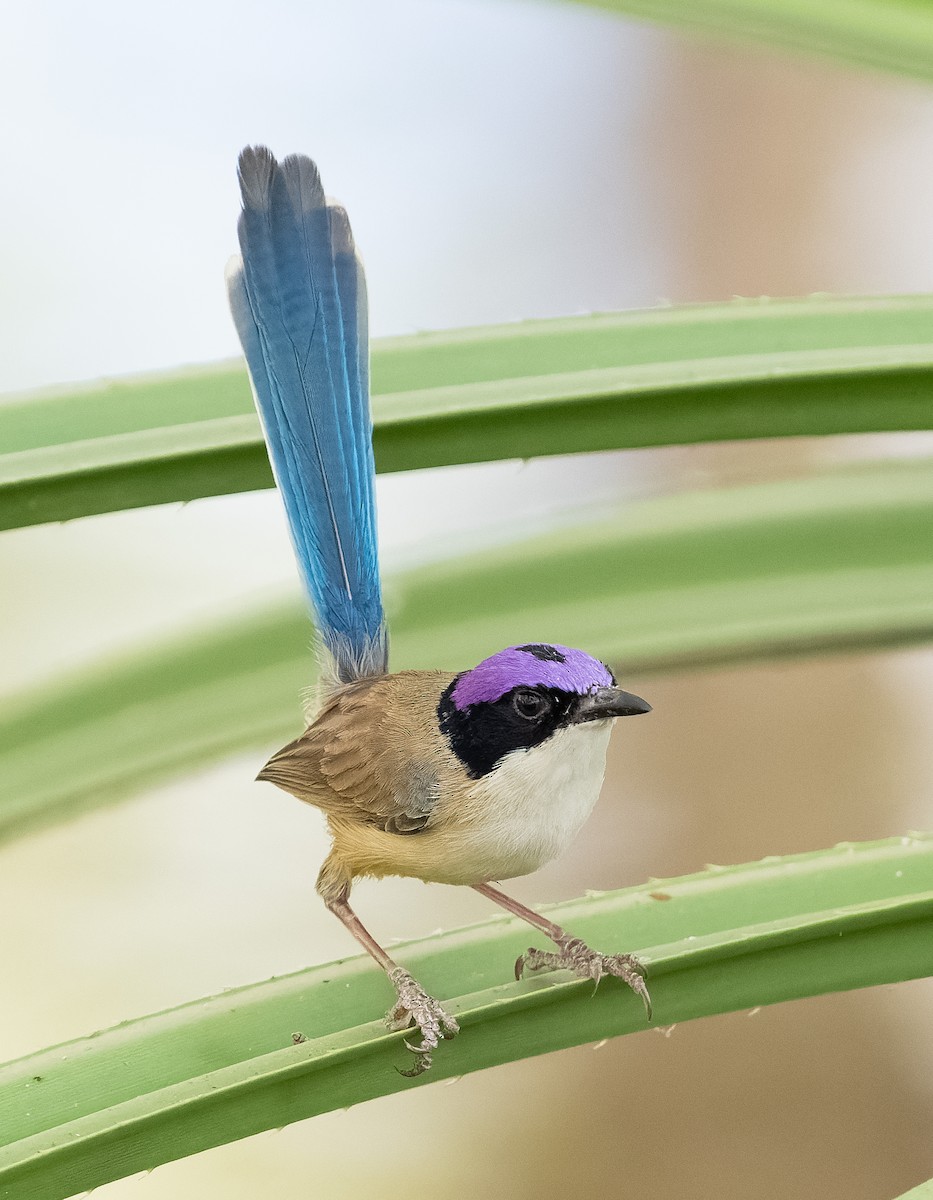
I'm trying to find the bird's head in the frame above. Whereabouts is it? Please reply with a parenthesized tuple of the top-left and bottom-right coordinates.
(437, 643, 651, 779)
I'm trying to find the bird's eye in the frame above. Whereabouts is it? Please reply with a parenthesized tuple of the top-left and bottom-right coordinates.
(513, 689, 547, 720)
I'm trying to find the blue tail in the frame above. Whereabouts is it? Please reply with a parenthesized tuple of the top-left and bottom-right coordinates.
(227, 146, 387, 683)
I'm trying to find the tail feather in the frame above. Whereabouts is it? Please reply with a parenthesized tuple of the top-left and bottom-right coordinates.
(228, 146, 387, 683)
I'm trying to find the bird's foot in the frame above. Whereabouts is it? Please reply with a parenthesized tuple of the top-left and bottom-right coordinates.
(386, 967, 459, 1077)
(515, 934, 652, 1020)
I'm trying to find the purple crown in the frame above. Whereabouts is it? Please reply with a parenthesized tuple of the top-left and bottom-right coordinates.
(451, 643, 614, 711)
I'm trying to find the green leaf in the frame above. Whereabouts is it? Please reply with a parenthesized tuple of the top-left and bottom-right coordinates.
(569, 0, 933, 83)
(3, 296, 933, 530)
(2, 456, 932, 841)
(1, 834, 930, 1200)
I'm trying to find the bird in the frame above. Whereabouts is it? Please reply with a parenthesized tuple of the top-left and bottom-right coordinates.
(226, 146, 653, 1076)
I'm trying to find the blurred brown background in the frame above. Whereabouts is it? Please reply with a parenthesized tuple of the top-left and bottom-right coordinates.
(2, 7, 932, 1199)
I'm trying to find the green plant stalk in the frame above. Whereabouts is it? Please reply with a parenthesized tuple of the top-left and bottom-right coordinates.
(569, 0, 933, 83)
(2, 456, 932, 841)
(0, 835, 929, 1200)
(3, 296, 933, 530)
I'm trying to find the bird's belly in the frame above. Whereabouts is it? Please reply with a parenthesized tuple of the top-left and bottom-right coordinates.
(438, 721, 613, 884)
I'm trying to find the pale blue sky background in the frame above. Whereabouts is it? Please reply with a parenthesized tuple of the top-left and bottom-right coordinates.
(1, 0, 669, 392)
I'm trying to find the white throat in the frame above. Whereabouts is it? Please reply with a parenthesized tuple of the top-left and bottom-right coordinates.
(457, 720, 614, 882)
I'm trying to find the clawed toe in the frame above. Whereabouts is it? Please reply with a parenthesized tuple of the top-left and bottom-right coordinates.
(380, 933, 647, 1078)
(515, 936, 652, 1020)
(387, 967, 459, 1076)
(606, 957, 652, 1020)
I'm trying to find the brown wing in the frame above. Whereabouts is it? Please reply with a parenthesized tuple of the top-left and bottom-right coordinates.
(257, 670, 451, 831)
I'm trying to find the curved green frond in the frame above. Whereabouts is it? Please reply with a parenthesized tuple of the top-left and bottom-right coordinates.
(570, 0, 933, 83)
(1, 834, 930, 1200)
(2, 296, 933, 530)
(2, 456, 931, 841)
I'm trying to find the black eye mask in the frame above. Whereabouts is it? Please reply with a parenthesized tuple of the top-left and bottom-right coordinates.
(437, 681, 576, 779)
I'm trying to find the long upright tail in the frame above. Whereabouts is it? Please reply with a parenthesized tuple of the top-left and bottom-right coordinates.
(227, 146, 387, 684)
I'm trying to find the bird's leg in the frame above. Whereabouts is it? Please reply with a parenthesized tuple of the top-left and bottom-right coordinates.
(325, 891, 459, 1076)
(473, 881, 651, 1020)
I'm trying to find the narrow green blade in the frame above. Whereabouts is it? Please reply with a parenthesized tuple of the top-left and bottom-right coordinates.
(0, 835, 929, 1200)
(1, 456, 931, 841)
(3, 296, 933, 530)
(569, 0, 933, 83)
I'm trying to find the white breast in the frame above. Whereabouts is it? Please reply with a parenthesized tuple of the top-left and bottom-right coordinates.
(447, 720, 614, 883)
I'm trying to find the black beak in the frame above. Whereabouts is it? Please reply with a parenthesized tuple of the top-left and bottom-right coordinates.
(572, 686, 652, 724)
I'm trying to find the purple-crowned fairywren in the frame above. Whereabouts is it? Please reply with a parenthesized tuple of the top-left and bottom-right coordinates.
(227, 147, 652, 1076)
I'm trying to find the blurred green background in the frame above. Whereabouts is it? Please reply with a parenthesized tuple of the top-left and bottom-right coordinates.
(2, 2, 933, 1197)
